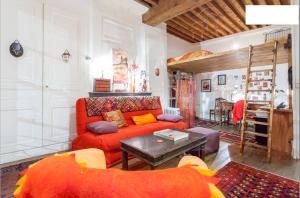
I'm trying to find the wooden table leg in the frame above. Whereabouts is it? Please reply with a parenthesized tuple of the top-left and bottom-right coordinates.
(122, 150, 128, 170)
(219, 107, 223, 126)
(199, 145, 205, 161)
(227, 110, 230, 125)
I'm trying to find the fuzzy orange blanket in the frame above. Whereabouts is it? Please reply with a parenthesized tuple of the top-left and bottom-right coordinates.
(15, 154, 223, 198)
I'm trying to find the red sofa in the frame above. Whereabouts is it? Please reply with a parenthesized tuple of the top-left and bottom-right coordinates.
(72, 96, 186, 167)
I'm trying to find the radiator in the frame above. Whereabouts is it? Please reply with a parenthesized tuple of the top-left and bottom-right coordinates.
(164, 107, 180, 115)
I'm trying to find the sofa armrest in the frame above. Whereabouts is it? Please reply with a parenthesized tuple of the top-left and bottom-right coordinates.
(68, 148, 106, 169)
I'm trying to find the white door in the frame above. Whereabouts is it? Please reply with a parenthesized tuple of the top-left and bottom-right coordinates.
(0, 0, 43, 163)
(42, 5, 80, 150)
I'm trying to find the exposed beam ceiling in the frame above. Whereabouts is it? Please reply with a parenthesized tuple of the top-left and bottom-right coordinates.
(142, 0, 211, 26)
(137, 0, 291, 43)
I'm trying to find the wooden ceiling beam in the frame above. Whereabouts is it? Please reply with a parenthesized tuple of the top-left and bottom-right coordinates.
(197, 6, 235, 34)
(189, 10, 227, 36)
(167, 20, 203, 41)
(143, 0, 158, 6)
(232, 0, 258, 29)
(142, 0, 211, 26)
(271, 0, 281, 4)
(181, 14, 214, 39)
(173, 17, 212, 40)
(206, 1, 242, 32)
(254, 0, 268, 4)
(171, 17, 210, 40)
(280, 0, 290, 4)
(217, 0, 250, 31)
(134, 0, 152, 8)
(183, 12, 220, 38)
(167, 26, 199, 43)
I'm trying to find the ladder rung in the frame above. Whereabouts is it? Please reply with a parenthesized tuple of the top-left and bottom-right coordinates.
(246, 110, 270, 113)
(247, 104, 272, 108)
(244, 131, 269, 137)
(245, 142, 268, 150)
(248, 79, 272, 82)
(250, 59, 274, 66)
(250, 69, 273, 73)
(245, 120, 269, 125)
(247, 90, 272, 92)
(246, 100, 271, 103)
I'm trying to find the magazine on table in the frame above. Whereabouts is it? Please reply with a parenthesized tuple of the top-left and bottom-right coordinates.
(154, 129, 189, 141)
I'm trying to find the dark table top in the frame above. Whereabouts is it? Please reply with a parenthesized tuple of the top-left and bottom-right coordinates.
(120, 131, 206, 159)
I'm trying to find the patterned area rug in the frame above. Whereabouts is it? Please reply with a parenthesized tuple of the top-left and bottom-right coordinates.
(193, 118, 256, 145)
(219, 131, 256, 145)
(194, 118, 219, 128)
(216, 161, 299, 197)
(1, 160, 38, 198)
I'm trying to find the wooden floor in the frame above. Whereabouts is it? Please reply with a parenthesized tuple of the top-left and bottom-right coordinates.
(113, 125, 300, 182)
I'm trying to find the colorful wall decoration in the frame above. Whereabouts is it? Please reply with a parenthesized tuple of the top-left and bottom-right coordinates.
(112, 48, 129, 91)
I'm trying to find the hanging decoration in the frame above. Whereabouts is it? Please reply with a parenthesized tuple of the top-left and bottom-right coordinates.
(154, 67, 160, 76)
(130, 63, 138, 92)
(62, 49, 71, 63)
(9, 40, 24, 58)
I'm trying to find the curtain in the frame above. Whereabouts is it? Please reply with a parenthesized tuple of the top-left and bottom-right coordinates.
(177, 79, 196, 128)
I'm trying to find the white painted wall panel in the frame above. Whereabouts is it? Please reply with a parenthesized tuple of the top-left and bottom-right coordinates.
(0, 0, 169, 164)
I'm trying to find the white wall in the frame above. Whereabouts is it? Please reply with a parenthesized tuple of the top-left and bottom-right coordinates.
(200, 26, 281, 53)
(0, 0, 169, 164)
(167, 34, 199, 58)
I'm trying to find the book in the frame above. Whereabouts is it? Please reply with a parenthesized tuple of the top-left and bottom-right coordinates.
(154, 129, 189, 141)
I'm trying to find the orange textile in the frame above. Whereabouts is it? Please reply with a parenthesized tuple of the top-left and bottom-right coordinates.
(177, 79, 196, 128)
(131, 113, 157, 125)
(232, 100, 244, 123)
(167, 50, 213, 64)
(15, 155, 217, 198)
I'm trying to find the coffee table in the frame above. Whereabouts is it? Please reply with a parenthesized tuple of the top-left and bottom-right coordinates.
(120, 130, 207, 170)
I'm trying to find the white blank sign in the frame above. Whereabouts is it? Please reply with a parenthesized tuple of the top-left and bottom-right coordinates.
(246, 5, 299, 25)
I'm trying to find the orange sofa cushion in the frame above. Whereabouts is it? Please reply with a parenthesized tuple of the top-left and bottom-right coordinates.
(131, 113, 157, 125)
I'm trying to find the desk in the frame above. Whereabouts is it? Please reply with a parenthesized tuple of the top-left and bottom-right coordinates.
(219, 101, 235, 125)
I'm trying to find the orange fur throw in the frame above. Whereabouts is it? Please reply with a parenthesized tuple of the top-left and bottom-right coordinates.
(15, 154, 221, 198)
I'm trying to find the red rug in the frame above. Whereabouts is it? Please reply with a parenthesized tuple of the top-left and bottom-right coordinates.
(194, 118, 219, 128)
(216, 161, 299, 197)
(219, 131, 255, 145)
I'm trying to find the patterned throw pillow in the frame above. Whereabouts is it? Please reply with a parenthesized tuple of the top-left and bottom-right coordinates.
(102, 110, 128, 128)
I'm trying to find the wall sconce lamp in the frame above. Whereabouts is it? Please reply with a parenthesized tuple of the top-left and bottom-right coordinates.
(62, 49, 71, 63)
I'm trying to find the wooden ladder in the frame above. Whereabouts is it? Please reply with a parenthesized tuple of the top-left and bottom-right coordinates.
(240, 40, 278, 162)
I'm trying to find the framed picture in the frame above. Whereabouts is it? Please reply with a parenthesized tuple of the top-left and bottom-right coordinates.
(218, 74, 226, 85)
(201, 79, 211, 92)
